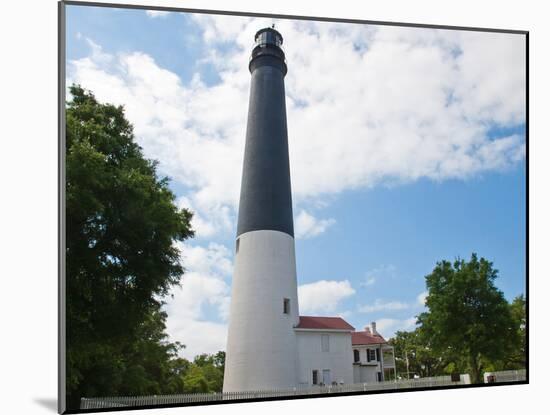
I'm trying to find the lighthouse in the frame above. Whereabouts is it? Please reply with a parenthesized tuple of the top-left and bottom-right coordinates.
(223, 27, 299, 392)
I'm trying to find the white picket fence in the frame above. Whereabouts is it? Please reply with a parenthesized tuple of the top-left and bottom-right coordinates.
(484, 369, 526, 383)
(80, 376, 466, 409)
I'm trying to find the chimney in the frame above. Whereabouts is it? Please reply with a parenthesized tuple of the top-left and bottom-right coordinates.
(371, 321, 377, 335)
(364, 326, 371, 334)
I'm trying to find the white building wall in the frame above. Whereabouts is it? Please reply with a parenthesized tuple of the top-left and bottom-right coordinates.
(357, 365, 379, 383)
(352, 346, 382, 383)
(296, 330, 354, 386)
(353, 365, 360, 382)
(223, 230, 299, 392)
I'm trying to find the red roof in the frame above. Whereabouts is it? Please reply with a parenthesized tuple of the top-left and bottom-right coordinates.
(351, 331, 387, 345)
(296, 316, 355, 331)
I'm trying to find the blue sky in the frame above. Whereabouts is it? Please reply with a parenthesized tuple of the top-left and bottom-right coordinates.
(66, 5, 526, 358)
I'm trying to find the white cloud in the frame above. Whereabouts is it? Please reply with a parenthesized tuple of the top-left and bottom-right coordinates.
(193, 18, 526, 197)
(298, 279, 355, 314)
(146, 10, 170, 18)
(179, 242, 233, 277)
(358, 291, 429, 313)
(358, 299, 409, 313)
(164, 242, 233, 359)
(177, 196, 234, 239)
(361, 264, 397, 287)
(367, 264, 396, 277)
(376, 317, 417, 338)
(295, 210, 336, 239)
(68, 38, 246, 237)
(335, 310, 353, 319)
(417, 291, 428, 306)
(168, 319, 227, 361)
(360, 277, 376, 287)
(68, 20, 525, 246)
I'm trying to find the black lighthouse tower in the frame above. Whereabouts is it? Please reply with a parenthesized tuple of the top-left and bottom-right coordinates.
(237, 27, 294, 238)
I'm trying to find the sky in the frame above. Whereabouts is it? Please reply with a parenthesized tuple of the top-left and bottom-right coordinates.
(65, 5, 526, 359)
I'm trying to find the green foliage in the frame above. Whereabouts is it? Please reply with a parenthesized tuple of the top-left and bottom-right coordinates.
(160, 352, 225, 394)
(182, 366, 210, 394)
(390, 256, 525, 384)
(417, 254, 519, 383)
(65, 85, 195, 408)
(503, 294, 526, 369)
(389, 329, 450, 379)
(189, 351, 225, 392)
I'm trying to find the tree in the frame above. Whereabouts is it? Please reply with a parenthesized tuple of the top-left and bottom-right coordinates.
(417, 254, 518, 383)
(182, 366, 210, 393)
(65, 85, 194, 408)
(165, 357, 192, 393)
(504, 294, 526, 369)
(191, 351, 226, 392)
(389, 329, 450, 379)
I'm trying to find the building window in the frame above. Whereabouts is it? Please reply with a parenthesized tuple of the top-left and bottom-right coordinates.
(283, 298, 290, 314)
(235, 238, 240, 254)
(377, 372, 382, 382)
(376, 348, 380, 361)
(322, 369, 331, 385)
(353, 349, 360, 363)
(367, 349, 376, 362)
(312, 370, 319, 385)
(321, 334, 330, 352)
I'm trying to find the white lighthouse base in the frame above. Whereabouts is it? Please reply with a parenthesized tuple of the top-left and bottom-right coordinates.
(223, 230, 299, 392)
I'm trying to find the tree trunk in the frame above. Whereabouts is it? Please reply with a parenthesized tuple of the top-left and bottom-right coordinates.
(470, 354, 482, 383)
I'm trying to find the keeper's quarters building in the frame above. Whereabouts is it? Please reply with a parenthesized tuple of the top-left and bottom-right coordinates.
(223, 27, 395, 392)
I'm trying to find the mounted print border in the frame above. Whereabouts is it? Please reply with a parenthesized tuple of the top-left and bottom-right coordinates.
(58, 1, 528, 413)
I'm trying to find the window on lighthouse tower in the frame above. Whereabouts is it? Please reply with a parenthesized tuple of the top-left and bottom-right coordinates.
(283, 298, 290, 314)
